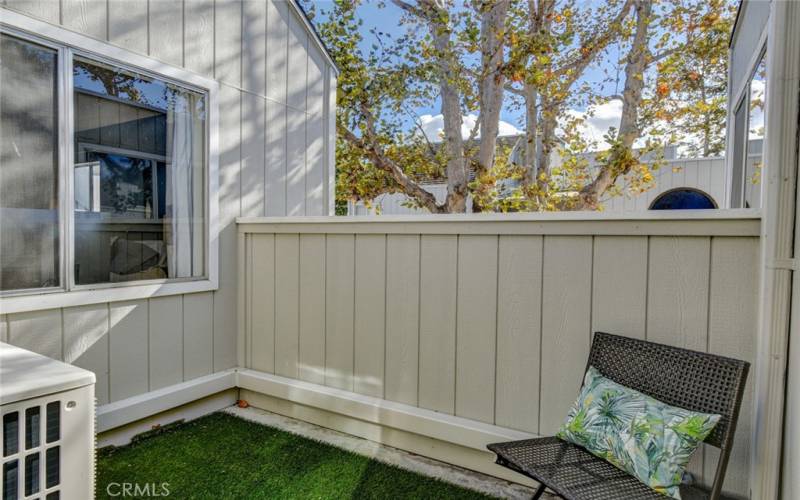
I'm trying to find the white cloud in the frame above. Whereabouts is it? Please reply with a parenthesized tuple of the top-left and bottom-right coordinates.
(564, 100, 626, 149)
(417, 113, 522, 143)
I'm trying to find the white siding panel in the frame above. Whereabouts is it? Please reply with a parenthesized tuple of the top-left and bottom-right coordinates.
(305, 116, 325, 216)
(539, 236, 592, 434)
(183, 292, 214, 380)
(647, 237, 710, 351)
(250, 234, 276, 373)
(286, 107, 306, 216)
(0, 316, 7, 343)
(63, 304, 110, 405)
(418, 235, 458, 414)
(62, 0, 106, 40)
(241, 0, 267, 95)
(265, 0, 289, 104)
(149, 0, 183, 66)
(455, 235, 498, 424)
(275, 234, 300, 378)
(326, 70, 337, 215)
(265, 99, 288, 216)
(325, 234, 355, 390)
(109, 300, 149, 401)
(213, 84, 241, 371)
(184, 0, 215, 77)
(8, 309, 62, 360)
(241, 93, 266, 217)
(5, 0, 59, 23)
(353, 234, 386, 397)
(384, 235, 420, 406)
(495, 235, 543, 433)
(148, 296, 183, 390)
(704, 237, 759, 498)
(592, 237, 648, 339)
(298, 234, 326, 384)
(214, 0, 242, 86)
(286, 10, 308, 112)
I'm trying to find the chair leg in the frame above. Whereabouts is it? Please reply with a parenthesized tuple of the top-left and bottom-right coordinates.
(532, 483, 547, 500)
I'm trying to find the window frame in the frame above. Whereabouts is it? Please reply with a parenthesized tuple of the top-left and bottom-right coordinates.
(0, 10, 219, 314)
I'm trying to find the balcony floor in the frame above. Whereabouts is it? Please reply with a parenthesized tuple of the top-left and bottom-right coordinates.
(96, 409, 539, 499)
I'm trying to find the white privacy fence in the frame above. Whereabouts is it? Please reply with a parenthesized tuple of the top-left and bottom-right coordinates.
(238, 211, 760, 497)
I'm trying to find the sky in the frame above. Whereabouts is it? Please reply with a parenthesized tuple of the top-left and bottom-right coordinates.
(304, 1, 741, 152)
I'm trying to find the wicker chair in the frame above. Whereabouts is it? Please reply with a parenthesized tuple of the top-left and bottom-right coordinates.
(487, 332, 750, 500)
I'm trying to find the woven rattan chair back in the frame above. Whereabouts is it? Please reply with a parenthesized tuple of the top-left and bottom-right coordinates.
(586, 332, 750, 498)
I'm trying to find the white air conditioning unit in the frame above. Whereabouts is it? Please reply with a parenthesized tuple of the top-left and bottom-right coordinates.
(1, 342, 95, 500)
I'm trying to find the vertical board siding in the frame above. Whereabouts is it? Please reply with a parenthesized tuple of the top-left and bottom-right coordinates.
(325, 234, 355, 391)
(592, 237, 648, 339)
(704, 237, 759, 494)
(63, 304, 110, 405)
(62, 0, 106, 40)
(7, 309, 63, 360)
(384, 235, 421, 406)
(249, 234, 276, 373)
(148, 296, 184, 390)
(149, 0, 183, 66)
(108, 0, 148, 54)
(539, 236, 593, 434)
(214, 0, 242, 86)
(241, 92, 267, 217)
(5, 0, 59, 23)
(184, 0, 215, 77)
(109, 300, 149, 401)
(183, 292, 214, 380)
(353, 234, 387, 397)
(455, 235, 498, 424)
(241, 226, 759, 498)
(274, 234, 300, 378)
(495, 236, 543, 433)
(241, 0, 268, 95)
(298, 234, 326, 384)
(418, 235, 458, 414)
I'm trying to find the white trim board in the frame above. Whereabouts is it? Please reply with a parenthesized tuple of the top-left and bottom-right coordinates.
(236, 369, 535, 452)
(96, 369, 236, 433)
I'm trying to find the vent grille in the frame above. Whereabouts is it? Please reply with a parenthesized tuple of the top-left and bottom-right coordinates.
(2, 401, 61, 500)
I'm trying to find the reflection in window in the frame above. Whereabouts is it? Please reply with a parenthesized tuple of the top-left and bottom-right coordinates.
(0, 34, 60, 291)
(730, 51, 765, 208)
(73, 57, 206, 285)
(744, 55, 765, 208)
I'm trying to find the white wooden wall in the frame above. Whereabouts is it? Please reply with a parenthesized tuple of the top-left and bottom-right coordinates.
(239, 213, 760, 498)
(0, 0, 337, 405)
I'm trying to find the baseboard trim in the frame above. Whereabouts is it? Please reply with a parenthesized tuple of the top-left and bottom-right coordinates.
(97, 369, 237, 432)
(235, 369, 536, 452)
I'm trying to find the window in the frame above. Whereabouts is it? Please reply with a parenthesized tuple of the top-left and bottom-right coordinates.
(72, 57, 205, 285)
(0, 15, 217, 311)
(0, 35, 60, 292)
(730, 50, 766, 208)
(649, 189, 717, 210)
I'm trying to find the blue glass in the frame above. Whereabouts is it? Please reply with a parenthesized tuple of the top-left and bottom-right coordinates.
(650, 190, 716, 210)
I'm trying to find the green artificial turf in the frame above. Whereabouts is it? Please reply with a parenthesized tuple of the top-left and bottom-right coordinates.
(96, 412, 498, 500)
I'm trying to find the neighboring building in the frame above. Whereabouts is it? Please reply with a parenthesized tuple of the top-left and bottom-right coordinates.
(0, 1, 337, 401)
(349, 141, 762, 215)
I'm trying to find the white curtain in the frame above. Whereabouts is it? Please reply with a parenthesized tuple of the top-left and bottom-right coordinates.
(165, 91, 199, 278)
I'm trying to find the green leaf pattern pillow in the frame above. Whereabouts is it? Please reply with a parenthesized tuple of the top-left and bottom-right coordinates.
(556, 366, 721, 499)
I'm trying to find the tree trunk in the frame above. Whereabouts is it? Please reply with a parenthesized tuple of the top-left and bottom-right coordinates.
(475, 0, 511, 176)
(575, 0, 652, 210)
(422, 6, 469, 213)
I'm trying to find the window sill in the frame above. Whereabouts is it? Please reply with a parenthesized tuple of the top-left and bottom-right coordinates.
(0, 278, 218, 315)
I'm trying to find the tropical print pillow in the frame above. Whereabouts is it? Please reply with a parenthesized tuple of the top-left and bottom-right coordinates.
(556, 366, 721, 499)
